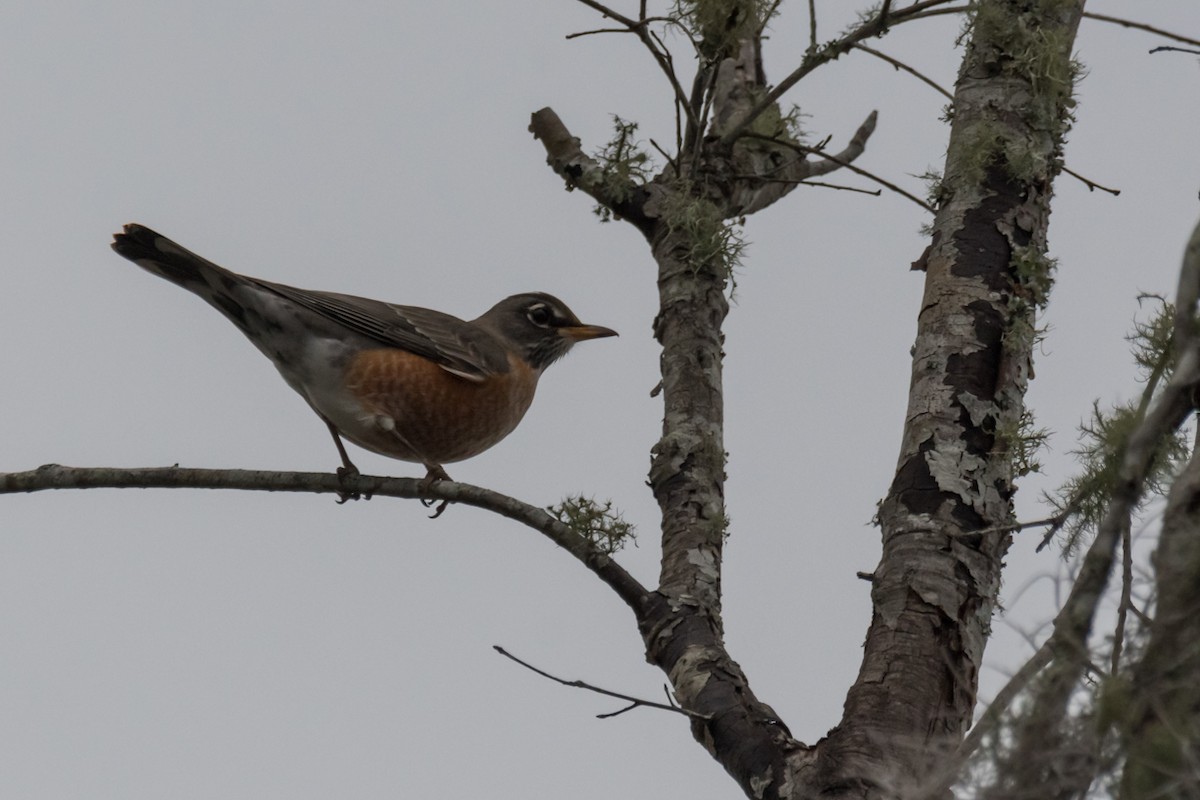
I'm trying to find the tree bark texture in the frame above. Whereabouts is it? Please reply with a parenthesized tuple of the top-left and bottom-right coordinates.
(534, 1, 1083, 797)
(819, 1, 1084, 795)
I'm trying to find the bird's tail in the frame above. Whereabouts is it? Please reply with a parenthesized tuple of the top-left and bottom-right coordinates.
(111, 223, 245, 296)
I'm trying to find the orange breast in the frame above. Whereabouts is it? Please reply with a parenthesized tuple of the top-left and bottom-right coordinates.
(341, 348, 539, 464)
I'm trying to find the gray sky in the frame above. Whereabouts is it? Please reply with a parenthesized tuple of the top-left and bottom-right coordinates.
(2, 2, 1197, 798)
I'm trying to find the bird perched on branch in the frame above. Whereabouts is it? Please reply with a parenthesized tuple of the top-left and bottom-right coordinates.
(110, 224, 617, 498)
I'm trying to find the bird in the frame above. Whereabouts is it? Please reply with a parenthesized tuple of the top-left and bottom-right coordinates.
(110, 223, 617, 498)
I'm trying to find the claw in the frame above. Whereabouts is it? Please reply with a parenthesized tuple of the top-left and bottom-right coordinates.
(419, 464, 452, 518)
(334, 464, 371, 503)
(325, 419, 369, 502)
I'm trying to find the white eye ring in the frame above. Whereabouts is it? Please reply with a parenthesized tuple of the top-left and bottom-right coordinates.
(526, 304, 552, 326)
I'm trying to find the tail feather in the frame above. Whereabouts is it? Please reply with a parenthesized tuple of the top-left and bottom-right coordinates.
(112, 223, 266, 335)
(111, 223, 239, 291)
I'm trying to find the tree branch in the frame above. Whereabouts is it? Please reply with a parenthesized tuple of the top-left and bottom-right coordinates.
(853, 43, 953, 99)
(1, 463, 652, 615)
(492, 645, 706, 719)
(1083, 11, 1200, 49)
(571, 0, 698, 135)
(529, 107, 654, 234)
(979, 215, 1200, 797)
(741, 118, 935, 214)
(717, 0, 963, 147)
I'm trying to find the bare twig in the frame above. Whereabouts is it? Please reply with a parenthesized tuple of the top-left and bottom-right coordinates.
(807, 0, 817, 52)
(565, 15, 676, 38)
(903, 4, 971, 21)
(853, 44, 953, 99)
(1111, 526, 1134, 675)
(1150, 45, 1200, 56)
(573, 0, 636, 27)
(756, 0, 785, 39)
(1083, 12, 1200, 49)
(493, 645, 707, 719)
(572, 0, 698, 134)
(566, 26, 630, 39)
(0, 463, 652, 614)
(742, 125, 934, 213)
(967, 511, 1071, 538)
(878, 0, 894, 29)
(794, 179, 882, 197)
(718, 0, 963, 146)
(1063, 166, 1121, 196)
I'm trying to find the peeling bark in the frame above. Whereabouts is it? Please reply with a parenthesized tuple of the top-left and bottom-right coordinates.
(533, 1, 1082, 797)
(821, 1, 1084, 795)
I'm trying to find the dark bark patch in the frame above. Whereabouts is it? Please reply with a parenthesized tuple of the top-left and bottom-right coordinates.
(889, 439, 945, 516)
(950, 166, 1022, 293)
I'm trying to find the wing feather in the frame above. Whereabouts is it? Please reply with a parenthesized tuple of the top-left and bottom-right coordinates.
(253, 279, 508, 380)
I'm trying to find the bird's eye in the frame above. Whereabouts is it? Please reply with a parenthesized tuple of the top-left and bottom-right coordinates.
(526, 304, 552, 326)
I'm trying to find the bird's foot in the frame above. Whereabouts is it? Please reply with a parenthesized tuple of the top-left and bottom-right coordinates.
(334, 464, 371, 503)
(419, 464, 452, 518)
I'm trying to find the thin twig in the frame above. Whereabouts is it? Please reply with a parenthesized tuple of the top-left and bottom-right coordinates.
(566, 26, 633, 40)
(566, 14, 677, 38)
(797, 180, 882, 196)
(1150, 45, 1200, 56)
(853, 44, 953, 99)
(968, 511, 1071, 538)
(1083, 12, 1200, 49)
(493, 646, 707, 719)
(718, 0, 964, 147)
(1111, 526, 1133, 675)
(1063, 166, 1121, 196)
(903, 4, 971, 21)
(573, 0, 636, 27)
(572, 0, 698, 134)
(878, 0, 894, 29)
(757, 0, 785, 39)
(732, 171, 882, 196)
(648, 138, 675, 169)
(853, 44, 1118, 201)
(807, 0, 817, 52)
(741, 131, 933, 212)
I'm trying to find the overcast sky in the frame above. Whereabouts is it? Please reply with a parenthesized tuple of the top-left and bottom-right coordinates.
(3, 2, 1198, 798)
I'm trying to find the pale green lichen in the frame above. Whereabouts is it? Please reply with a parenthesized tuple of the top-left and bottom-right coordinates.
(549, 495, 637, 555)
(590, 116, 654, 222)
(659, 188, 747, 292)
(1045, 299, 1192, 554)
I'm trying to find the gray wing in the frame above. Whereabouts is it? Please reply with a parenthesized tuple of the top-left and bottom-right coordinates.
(253, 279, 511, 380)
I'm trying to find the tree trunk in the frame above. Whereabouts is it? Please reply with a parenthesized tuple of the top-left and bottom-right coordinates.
(534, 1, 1085, 797)
(816, 1, 1084, 795)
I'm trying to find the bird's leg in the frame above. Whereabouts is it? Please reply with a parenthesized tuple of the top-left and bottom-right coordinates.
(323, 419, 366, 503)
(420, 463, 452, 518)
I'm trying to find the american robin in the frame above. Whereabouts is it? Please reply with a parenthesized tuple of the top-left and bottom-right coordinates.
(110, 223, 617, 491)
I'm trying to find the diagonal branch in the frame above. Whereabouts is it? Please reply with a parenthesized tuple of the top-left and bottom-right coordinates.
(0, 463, 652, 615)
(493, 645, 707, 719)
(1083, 11, 1200, 49)
(717, 0, 964, 147)
(853, 45, 1119, 198)
(529, 107, 654, 234)
(741, 115, 935, 214)
(853, 43, 953, 99)
(571, 0, 698, 135)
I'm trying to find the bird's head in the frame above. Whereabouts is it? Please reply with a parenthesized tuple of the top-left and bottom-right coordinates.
(478, 292, 617, 371)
